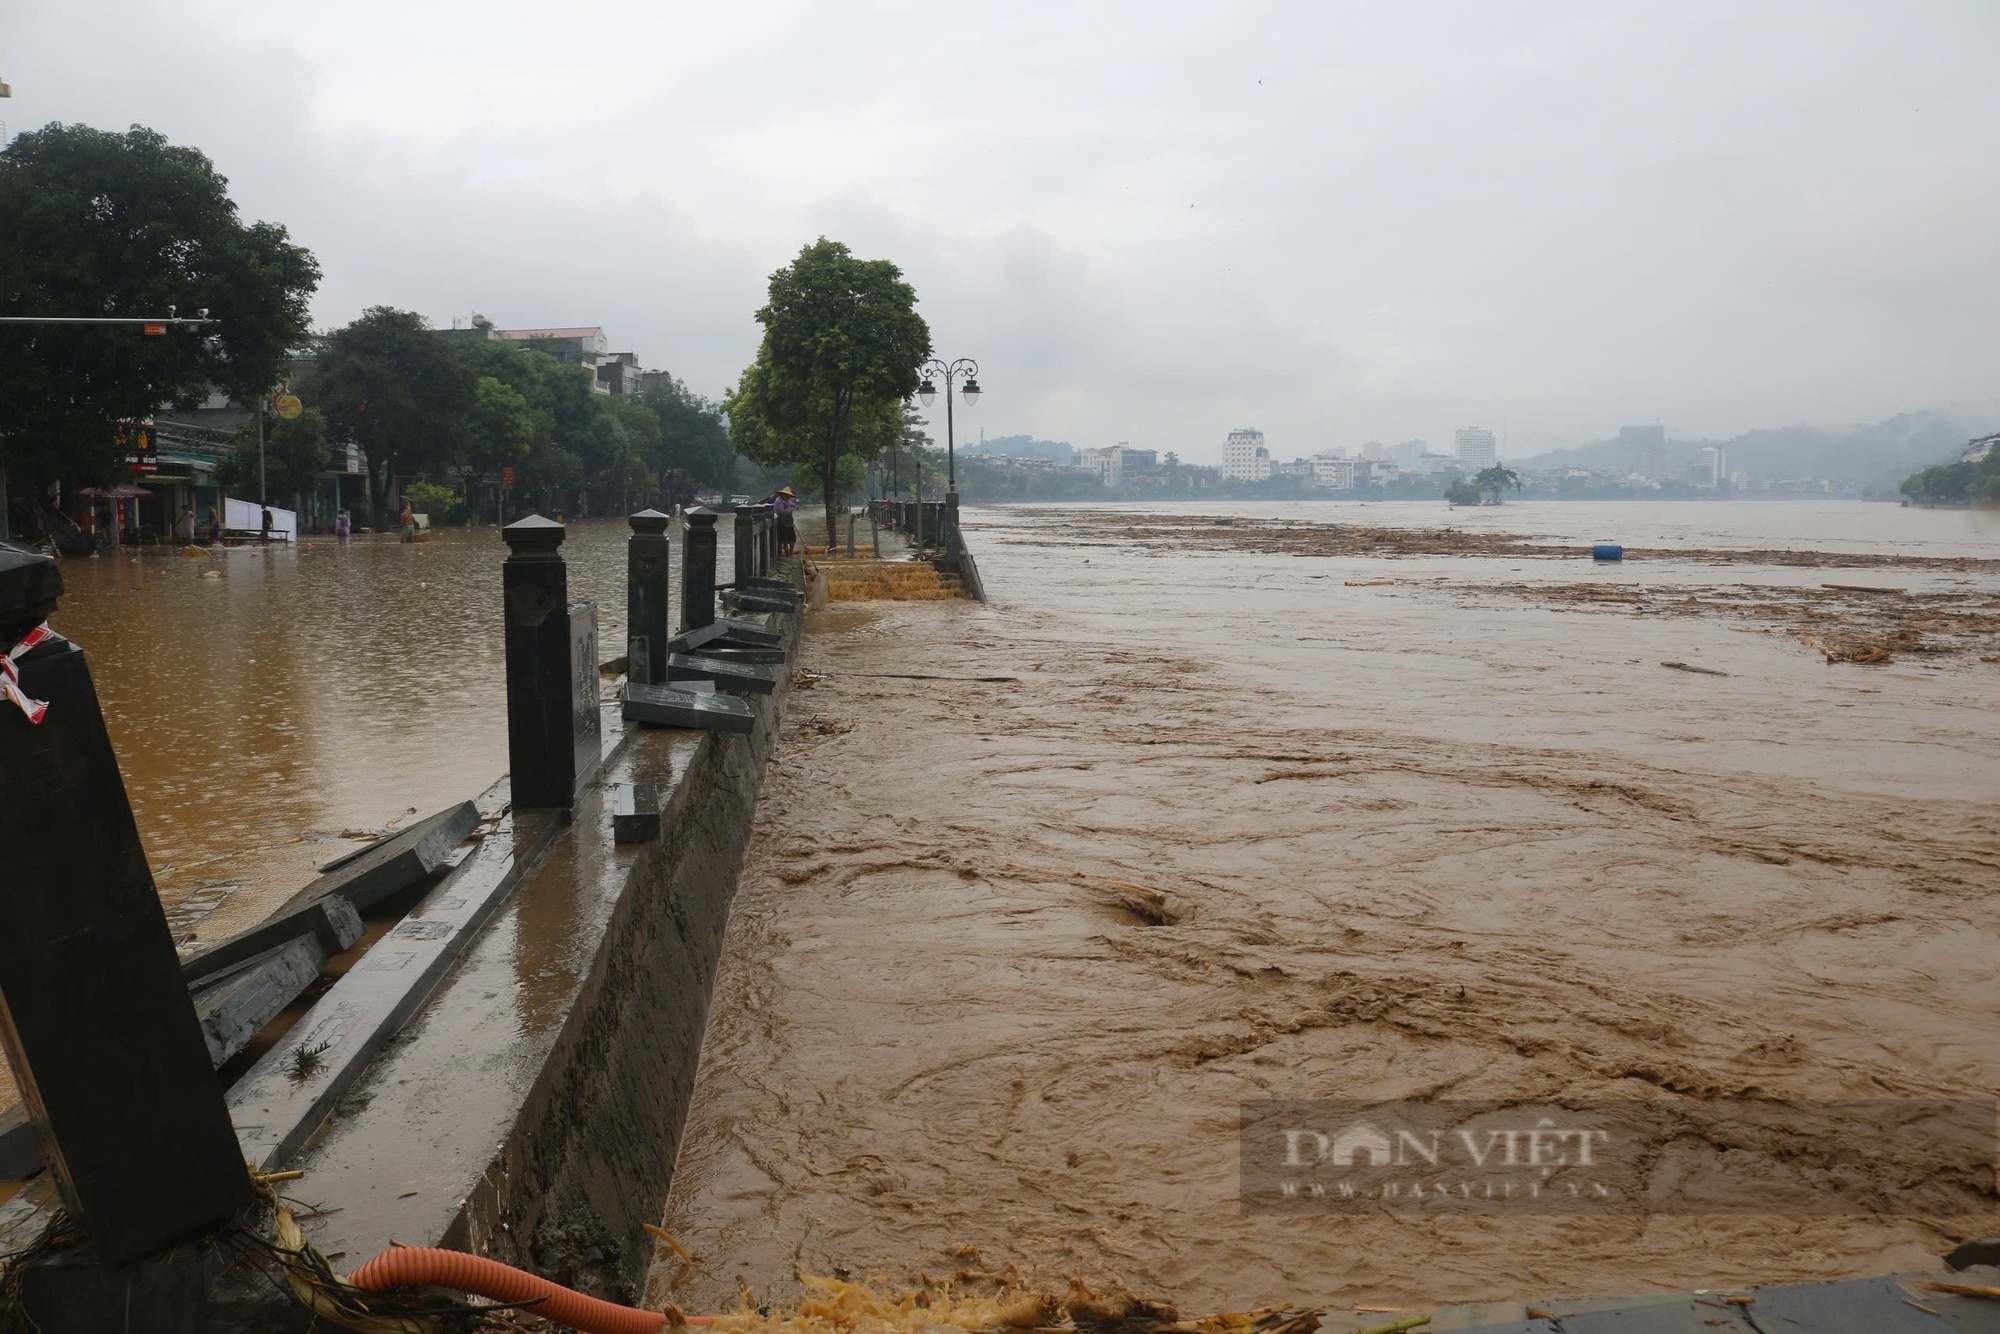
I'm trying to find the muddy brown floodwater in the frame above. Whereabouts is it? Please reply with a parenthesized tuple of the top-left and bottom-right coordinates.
(651, 502, 2000, 1315)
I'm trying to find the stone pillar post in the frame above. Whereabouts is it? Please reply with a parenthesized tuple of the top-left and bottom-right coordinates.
(626, 508, 671, 686)
(503, 516, 600, 809)
(681, 506, 718, 632)
(760, 504, 777, 574)
(946, 491, 963, 558)
(733, 507, 756, 590)
(0, 541, 252, 1263)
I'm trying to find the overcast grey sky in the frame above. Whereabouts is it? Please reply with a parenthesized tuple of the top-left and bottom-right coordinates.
(7, 1, 1996, 461)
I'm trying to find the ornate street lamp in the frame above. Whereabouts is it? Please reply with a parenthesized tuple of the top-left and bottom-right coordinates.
(916, 357, 980, 493)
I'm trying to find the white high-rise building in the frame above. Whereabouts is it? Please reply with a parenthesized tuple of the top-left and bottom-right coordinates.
(1700, 446, 1728, 486)
(1077, 445, 1126, 487)
(1312, 454, 1355, 490)
(1454, 428, 1497, 468)
(1221, 429, 1272, 481)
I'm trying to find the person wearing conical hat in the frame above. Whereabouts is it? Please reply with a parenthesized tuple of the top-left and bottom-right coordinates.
(770, 485, 799, 556)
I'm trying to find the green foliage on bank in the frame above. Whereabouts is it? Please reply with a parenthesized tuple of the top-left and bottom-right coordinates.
(1900, 451, 2000, 506)
(292, 308, 736, 521)
(0, 122, 319, 494)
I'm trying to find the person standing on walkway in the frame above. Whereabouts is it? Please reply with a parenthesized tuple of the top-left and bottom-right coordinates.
(772, 486, 798, 556)
(334, 509, 351, 546)
(261, 507, 275, 542)
(399, 500, 416, 543)
(206, 505, 221, 541)
(177, 506, 197, 546)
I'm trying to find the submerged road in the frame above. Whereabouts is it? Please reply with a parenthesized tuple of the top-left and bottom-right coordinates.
(648, 502, 2000, 1313)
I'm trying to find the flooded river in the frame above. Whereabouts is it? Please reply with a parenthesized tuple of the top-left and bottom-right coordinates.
(651, 500, 2000, 1312)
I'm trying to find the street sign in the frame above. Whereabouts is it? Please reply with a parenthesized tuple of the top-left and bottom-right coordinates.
(141, 323, 166, 336)
(272, 393, 303, 421)
(501, 466, 515, 487)
(118, 422, 157, 473)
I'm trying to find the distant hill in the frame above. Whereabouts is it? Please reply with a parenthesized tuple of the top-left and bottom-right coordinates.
(966, 433, 1073, 463)
(1514, 409, 1998, 484)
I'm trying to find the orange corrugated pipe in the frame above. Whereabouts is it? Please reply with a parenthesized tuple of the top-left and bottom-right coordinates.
(347, 1246, 713, 1334)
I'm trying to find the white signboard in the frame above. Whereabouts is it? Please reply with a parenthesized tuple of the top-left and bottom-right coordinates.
(224, 497, 297, 540)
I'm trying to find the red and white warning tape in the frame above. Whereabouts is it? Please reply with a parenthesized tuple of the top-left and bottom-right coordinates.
(2, 623, 56, 724)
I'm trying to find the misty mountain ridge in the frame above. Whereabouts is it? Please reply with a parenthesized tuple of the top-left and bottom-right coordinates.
(1513, 407, 2000, 483)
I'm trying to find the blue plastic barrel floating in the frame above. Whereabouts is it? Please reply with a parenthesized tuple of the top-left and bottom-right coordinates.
(1591, 543, 1624, 561)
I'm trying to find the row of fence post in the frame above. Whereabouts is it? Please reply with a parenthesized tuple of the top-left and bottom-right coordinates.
(0, 503, 788, 1273)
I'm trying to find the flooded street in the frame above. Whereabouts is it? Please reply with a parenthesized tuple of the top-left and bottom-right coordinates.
(0, 522, 645, 1115)
(652, 501, 2000, 1312)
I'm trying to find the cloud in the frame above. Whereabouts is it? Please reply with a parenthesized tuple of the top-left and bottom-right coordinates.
(6, 0, 1996, 461)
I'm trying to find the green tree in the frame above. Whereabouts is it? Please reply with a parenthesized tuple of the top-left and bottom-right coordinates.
(644, 374, 733, 507)
(725, 238, 931, 537)
(217, 406, 329, 508)
(402, 480, 460, 522)
(0, 123, 318, 534)
(465, 375, 534, 474)
(312, 308, 475, 523)
(1444, 477, 1483, 506)
(1474, 465, 1521, 503)
(447, 336, 617, 512)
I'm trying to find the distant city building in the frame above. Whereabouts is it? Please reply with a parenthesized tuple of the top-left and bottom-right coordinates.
(1619, 425, 1670, 480)
(1312, 454, 1355, 490)
(1360, 441, 1389, 461)
(1394, 439, 1428, 469)
(1700, 446, 1728, 486)
(1077, 445, 1126, 487)
(1454, 427, 1497, 468)
(1277, 458, 1316, 478)
(1122, 447, 1159, 470)
(455, 321, 656, 397)
(1962, 433, 1998, 464)
(493, 325, 610, 359)
(1221, 429, 1272, 481)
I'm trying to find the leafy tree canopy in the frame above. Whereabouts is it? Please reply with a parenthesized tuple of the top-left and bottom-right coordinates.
(1474, 465, 1522, 502)
(726, 238, 931, 532)
(1900, 451, 2000, 507)
(0, 122, 319, 492)
(464, 375, 535, 474)
(217, 405, 329, 505)
(310, 307, 475, 519)
(645, 373, 733, 507)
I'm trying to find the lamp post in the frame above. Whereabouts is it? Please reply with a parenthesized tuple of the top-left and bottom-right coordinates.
(916, 358, 979, 557)
(915, 358, 980, 493)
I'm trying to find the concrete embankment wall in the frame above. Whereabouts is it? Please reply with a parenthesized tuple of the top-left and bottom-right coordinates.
(247, 604, 804, 1321)
(448, 628, 798, 1295)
